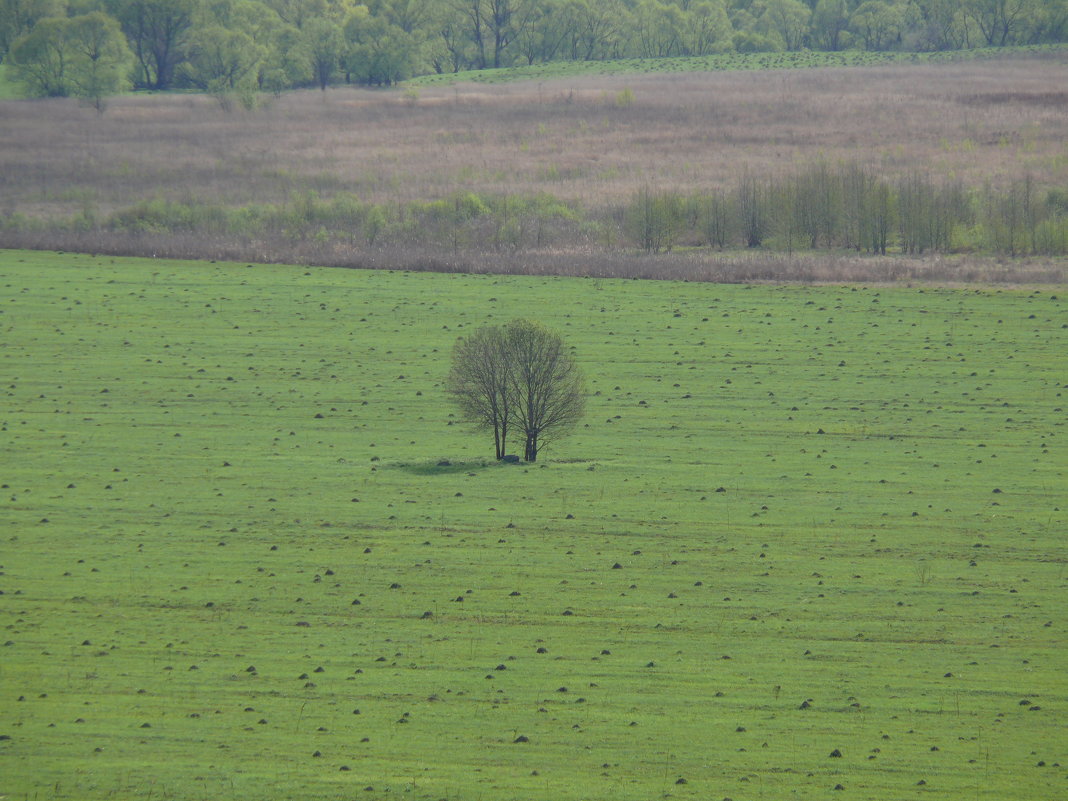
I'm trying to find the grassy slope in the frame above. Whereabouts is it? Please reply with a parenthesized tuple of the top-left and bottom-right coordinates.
(408, 44, 1068, 86)
(0, 250, 1065, 800)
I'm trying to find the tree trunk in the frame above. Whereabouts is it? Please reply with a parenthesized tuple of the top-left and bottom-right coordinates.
(496, 417, 508, 459)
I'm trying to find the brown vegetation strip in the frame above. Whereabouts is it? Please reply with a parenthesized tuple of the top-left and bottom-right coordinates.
(1, 54, 1067, 283)
(5, 228, 1062, 285)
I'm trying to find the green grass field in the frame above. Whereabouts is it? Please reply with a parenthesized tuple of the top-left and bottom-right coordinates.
(408, 44, 1067, 86)
(1, 250, 1065, 800)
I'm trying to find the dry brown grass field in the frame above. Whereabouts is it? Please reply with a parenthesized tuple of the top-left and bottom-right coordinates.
(2, 52, 1067, 281)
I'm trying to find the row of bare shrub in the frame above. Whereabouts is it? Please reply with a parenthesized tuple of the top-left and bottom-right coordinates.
(5, 165, 1065, 259)
(625, 166, 1068, 257)
(2, 165, 1067, 284)
(2, 225, 1064, 286)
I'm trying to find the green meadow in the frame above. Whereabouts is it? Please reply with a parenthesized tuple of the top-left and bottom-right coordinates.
(1, 250, 1065, 801)
(407, 44, 1066, 87)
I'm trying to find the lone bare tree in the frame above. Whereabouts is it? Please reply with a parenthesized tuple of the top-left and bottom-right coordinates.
(503, 319, 584, 462)
(446, 318, 584, 463)
(446, 324, 513, 460)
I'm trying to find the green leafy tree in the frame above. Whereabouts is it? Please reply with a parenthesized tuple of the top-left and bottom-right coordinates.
(368, 0, 436, 71)
(482, 0, 534, 67)
(107, 0, 197, 89)
(371, 0, 435, 33)
(345, 11, 417, 84)
(198, 0, 282, 34)
(259, 20, 306, 91)
(301, 15, 345, 88)
(1031, 0, 1068, 42)
(633, 0, 685, 57)
(850, 0, 907, 49)
(426, 4, 474, 72)
(513, 0, 561, 64)
(680, 0, 733, 55)
(730, 7, 778, 51)
(756, 0, 811, 50)
(10, 11, 130, 107)
(181, 24, 263, 93)
(446, 0, 488, 68)
(9, 16, 70, 95)
(64, 11, 133, 109)
(263, 0, 360, 28)
(0, 0, 67, 60)
(810, 0, 851, 50)
(565, 0, 627, 60)
(962, 0, 1038, 45)
(912, 0, 971, 49)
(215, 0, 298, 90)
(442, 0, 533, 69)
(261, 0, 321, 28)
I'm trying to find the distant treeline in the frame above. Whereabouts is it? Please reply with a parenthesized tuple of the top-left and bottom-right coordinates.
(2, 0, 1067, 101)
(6, 164, 1067, 257)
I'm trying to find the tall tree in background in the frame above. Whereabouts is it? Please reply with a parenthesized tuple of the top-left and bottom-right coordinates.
(513, 0, 562, 65)
(1033, 0, 1068, 43)
(757, 0, 812, 50)
(912, 0, 971, 49)
(484, 0, 534, 66)
(107, 0, 196, 89)
(447, 0, 487, 67)
(64, 11, 134, 110)
(0, 0, 66, 61)
(347, 16, 418, 84)
(301, 15, 345, 88)
(850, 0, 907, 49)
(182, 24, 263, 95)
(9, 16, 70, 95)
(810, 0, 850, 50)
(447, 319, 584, 463)
(634, 0, 685, 57)
(557, 0, 626, 61)
(964, 0, 1038, 45)
(681, 0, 732, 55)
(214, 0, 300, 91)
(10, 11, 131, 107)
